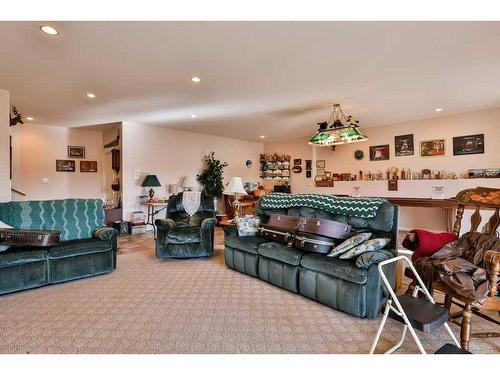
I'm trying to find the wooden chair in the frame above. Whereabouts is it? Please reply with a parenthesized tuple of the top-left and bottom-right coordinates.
(407, 186, 499, 350)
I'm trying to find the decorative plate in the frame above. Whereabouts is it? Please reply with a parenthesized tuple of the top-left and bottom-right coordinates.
(354, 150, 364, 160)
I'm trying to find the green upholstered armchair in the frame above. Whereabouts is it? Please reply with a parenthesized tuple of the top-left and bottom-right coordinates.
(155, 192, 217, 258)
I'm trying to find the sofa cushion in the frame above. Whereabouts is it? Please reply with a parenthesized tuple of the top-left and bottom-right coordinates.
(224, 235, 269, 254)
(165, 226, 201, 244)
(48, 238, 113, 259)
(0, 248, 48, 267)
(257, 241, 303, 266)
(327, 232, 372, 257)
(300, 253, 367, 284)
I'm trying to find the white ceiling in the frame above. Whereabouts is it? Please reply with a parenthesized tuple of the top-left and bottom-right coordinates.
(2, 21, 500, 142)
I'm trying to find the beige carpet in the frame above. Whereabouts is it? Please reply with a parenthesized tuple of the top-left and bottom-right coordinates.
(0, 241, 498, 354)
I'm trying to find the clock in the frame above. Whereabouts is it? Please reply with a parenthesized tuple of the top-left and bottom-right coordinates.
(354, 150, 364, 160)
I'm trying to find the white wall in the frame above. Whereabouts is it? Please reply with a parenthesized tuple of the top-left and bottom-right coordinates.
(0, 90, 10, 202)
(10, 124, 104, 200)
(121, 122, 264, 220)
(265, 107, 500, 231)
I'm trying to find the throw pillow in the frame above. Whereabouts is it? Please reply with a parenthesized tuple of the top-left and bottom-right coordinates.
(0, 220, 13, 252)
(0, 220, 12, 229)
(236, 215, 260, 236)
(327, 232, 372, 257)
(340, 237, 391, 260)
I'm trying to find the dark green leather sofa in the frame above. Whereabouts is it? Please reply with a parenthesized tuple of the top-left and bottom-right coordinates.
(224, 197, 399, 319)
(0, 199, 118, 295)
(155, 192, 217, 258)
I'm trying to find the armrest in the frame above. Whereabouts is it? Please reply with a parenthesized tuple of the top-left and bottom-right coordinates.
(155, 218, 176, 231)
(483, 250, 500, 297)
(93, 226, 119, 241)
(200, 218, 217, 232)
(355, 249, 393, 269)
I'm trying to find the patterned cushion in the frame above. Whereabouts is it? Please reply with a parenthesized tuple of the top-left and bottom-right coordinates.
(340, 238, 391, 260)
(236, 216, 260, 236)
(0, 199, 105, 242)
(327, 232, 372, 257)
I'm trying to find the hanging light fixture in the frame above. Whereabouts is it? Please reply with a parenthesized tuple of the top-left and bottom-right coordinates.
(308, 104, 368, 146)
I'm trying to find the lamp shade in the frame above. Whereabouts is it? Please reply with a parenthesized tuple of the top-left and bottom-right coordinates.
(223, 177, 247, 195)
(182, 176, 198, 189)
(142, 175, 161, 187)
(168, 184, 178, 194)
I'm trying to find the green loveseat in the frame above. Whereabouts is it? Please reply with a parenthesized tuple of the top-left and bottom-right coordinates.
(0, 199, 118, 295)
(224, 195, 399, 319)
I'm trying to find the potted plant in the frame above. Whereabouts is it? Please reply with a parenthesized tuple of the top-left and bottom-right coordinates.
(197, 152, 229, 212)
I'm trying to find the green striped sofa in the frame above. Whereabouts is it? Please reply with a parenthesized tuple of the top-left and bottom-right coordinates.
(0, 199, 118, 295)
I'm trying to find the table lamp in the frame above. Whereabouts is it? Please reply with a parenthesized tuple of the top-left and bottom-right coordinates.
(182, 176, 197, 191)
(168, 184, 178, 196)
(142, 175, 161, 202)
(223, 177, 247, 220)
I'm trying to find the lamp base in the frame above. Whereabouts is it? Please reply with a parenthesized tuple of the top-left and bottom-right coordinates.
(148, 188, 155, 202)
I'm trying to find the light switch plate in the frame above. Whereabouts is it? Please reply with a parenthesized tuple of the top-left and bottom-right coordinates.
(133, 170, 141, 181)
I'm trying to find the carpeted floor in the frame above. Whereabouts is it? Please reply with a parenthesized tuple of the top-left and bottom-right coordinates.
(0, 230, 498, 354)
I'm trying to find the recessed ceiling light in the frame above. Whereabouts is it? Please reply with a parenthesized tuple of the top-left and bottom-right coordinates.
(260, 135, 266, 139)
(191, 77, 201, 83)
(435, 108, 443, 112)
(40, 25, 58, 36)
(86, 92, 96, 99)
(190, 114, 197, 118)
(26, 117, 34, 121)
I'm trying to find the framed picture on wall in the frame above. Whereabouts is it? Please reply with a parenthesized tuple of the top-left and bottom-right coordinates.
(306, 170, 312, 178)
(316, 160, 325, 169)
(293, 158, 302, 166)
(453, 134, 484, 156)
(369, 144, 390, 161)
(68, 146, 85, 159)
(394, 134, 414, 156)
(80, 160, 98, 172)
(420, 139, 446, 157)
(56, 160, 75, 172)
(305, 160, 312, 170)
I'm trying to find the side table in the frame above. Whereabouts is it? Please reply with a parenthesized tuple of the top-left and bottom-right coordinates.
(143, 201, 168, 238)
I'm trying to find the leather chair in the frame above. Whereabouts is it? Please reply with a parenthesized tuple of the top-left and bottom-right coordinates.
(155, 192, 217, 258)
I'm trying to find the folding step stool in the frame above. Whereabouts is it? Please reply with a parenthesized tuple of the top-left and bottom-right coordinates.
(369, 255, 470, 354)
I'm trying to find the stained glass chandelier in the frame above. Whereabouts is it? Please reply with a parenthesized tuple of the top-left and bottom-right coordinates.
(308, 104, 368, 146)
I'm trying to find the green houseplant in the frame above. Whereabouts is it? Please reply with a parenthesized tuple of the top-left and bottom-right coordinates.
(197, 152, 229, 199)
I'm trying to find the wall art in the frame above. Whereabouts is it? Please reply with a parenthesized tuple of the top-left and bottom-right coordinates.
(394, 134, 414, 156)
(369, 144, 390, 161)
(453, 134, 484, 156)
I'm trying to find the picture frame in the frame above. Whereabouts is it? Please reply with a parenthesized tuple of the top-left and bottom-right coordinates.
(314, 175, 323, 182)
(80, 160, 98, 172)
(316, 160, 325, 169)
(369, 144, 390, 161)
(68, 146, 85, 159)
(306, 170, 312, 178)
(453, 134, 484, 156)
(324, 171, 332, 179)
(293, 158, 302, 166)
(316, 168, 325, 176)
(56, 159, 75, 172)
(305, 160, 312, 170)
(420, 139, 446, 157)
(394, 134, 414, 157)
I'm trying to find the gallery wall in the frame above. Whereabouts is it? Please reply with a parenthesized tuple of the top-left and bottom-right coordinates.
(121, 122, 264, 220)
(10, 124, 104, 200)
(264, 107, 500, 231)
(0, 90, 10, 202)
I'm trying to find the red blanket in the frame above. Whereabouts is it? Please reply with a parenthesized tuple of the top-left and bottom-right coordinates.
(402, 229, 457, 261)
